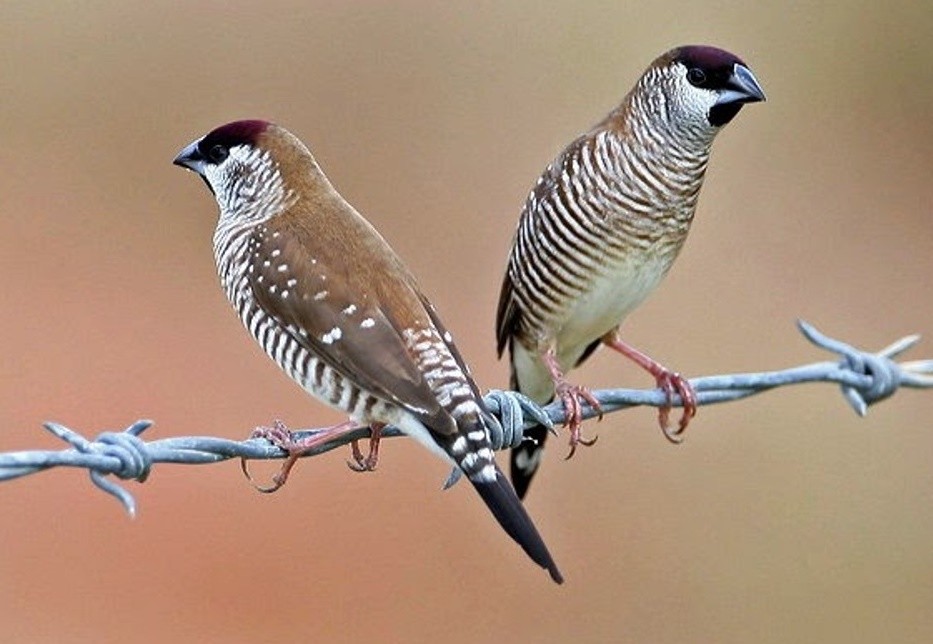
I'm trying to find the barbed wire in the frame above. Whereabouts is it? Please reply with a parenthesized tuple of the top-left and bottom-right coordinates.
(2, 320, 930, 516)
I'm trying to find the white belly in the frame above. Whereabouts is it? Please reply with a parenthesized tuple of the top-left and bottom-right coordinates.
(511, 253, 671, 402)
(558, 254, 670, 362)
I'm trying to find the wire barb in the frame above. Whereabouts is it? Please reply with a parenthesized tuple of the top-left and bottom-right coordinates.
(1, 321, 930, 514)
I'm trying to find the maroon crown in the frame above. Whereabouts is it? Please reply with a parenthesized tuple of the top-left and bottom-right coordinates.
(676, 46, 745, 72)
(197, 119, 271, 156)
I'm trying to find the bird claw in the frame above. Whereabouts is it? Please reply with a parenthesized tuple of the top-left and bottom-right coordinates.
(240, 418, 359, 492)
(602, 334, 697, 444)
(345, 423, 383, 473)
(240, 420, 306, 493)
(555, 382, 601, 460)
(565, 432, 599, 460)
(656, 371, 696, 444)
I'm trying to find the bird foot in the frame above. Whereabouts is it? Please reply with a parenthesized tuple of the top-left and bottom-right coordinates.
(241, 418, 357, 493)
(602, 333, 697, 444)
(555, 381, 601, 460)
(346, 423, 384, 473)
(654, 371, 697, 444)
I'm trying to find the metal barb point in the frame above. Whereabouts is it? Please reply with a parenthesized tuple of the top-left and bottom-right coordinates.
(797, 319, 906, 415)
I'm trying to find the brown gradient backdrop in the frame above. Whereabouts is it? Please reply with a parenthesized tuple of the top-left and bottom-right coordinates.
(1, 2, 931, 643)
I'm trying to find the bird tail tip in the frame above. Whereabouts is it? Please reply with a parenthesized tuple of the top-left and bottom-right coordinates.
(470, 466, 563, 584)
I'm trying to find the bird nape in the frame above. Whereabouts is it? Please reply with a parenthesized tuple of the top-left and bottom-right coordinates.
(174, 119, 562, 583)
(496, 44, 765, 499)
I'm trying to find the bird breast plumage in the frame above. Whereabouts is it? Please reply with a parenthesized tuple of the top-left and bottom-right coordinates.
(556, 250, 675, 364)
(215, 223, 396, 422)
(507, 132, 700, 351)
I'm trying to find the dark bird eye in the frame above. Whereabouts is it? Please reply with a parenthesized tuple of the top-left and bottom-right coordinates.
(207, 144, 229, 164)
(686, 68, 707, 86)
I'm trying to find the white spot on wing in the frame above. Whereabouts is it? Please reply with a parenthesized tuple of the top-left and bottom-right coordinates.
(321, 326, 343, 344)
(277, 264, 288, 273)
(342, 304, 357, 316)
(314, 290, 329, 301)
(360, 318, 375, 329)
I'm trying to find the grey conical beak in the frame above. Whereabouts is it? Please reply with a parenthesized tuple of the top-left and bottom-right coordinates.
(717, 63, 766, 105)
(173, 139, 206, 174)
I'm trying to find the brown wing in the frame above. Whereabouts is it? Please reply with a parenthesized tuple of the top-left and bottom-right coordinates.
(248, 218, 457, 435)
(496, 140, 578, 359)
(495, 268, 520, 359)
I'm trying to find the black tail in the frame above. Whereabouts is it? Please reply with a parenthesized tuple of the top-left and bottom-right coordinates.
(509, 423, 550, 500)
(508, 359, 554, 499)
(471, 464, 563, 584)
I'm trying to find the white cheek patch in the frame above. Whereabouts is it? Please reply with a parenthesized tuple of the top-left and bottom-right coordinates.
(683, 87, 717, 121)
(203, 165, 223, 193)
(210, 145, 296, 225)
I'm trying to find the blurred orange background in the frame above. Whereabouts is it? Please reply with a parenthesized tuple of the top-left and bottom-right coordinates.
(1, 2, 931, 642)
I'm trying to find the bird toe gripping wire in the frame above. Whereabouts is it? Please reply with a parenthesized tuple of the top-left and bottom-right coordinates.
(1, 321, 931, 513)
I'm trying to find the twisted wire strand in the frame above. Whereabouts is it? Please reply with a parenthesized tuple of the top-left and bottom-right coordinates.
(2, 320, 930, 516)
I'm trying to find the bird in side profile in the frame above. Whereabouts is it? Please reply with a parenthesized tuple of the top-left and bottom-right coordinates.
(174, 120, 562, 583)
(496, 45, 765, 498)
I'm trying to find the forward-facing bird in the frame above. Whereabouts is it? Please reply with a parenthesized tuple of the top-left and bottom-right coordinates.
(174, 120, 562, 583)
(496, 45, 765, 498)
